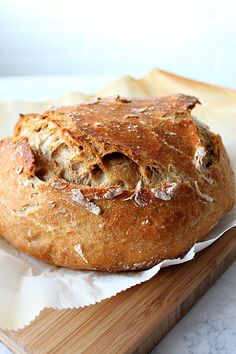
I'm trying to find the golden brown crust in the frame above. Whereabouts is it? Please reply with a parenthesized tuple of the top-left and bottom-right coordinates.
(0, 95, 234, 271)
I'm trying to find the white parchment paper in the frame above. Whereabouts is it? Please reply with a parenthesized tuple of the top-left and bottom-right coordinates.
(0, 70, 235, 330)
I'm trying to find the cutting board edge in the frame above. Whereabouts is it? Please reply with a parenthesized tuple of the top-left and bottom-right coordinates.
(0, 330, 29, 354)
(132, 242, 236, 354)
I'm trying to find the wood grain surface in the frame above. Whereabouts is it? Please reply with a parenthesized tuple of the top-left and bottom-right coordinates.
(0, 228, 235, 354)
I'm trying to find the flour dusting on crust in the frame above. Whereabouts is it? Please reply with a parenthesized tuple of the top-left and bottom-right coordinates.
(194, 181, 214, 203)
(151, 182, 178, 201)
(74, 244, 89, 263)
(71, 189, 101, 215)
(124, 180, 147, 207)
(193, 146, 206, 172)
(50, 180, 68, 190)
(103, 187, 123, 199)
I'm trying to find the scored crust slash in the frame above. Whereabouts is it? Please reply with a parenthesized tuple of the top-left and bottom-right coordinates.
(0, 94, 234, 271)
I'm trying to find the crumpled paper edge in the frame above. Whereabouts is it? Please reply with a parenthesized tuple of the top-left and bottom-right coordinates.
(0, 205, 235, 331)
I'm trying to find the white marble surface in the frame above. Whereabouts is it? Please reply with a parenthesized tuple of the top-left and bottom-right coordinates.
(151, 263, 236, 354)
(0, 76, 235, 354)
(0, 345, 10, 354)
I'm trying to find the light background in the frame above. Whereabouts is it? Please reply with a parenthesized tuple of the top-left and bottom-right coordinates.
(0, 2, 236, 353)
(0, 0, 236, 88)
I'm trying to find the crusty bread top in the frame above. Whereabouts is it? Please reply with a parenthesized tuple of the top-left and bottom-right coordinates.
(0, 94, 234, 271)
(14, 95, 218, 202)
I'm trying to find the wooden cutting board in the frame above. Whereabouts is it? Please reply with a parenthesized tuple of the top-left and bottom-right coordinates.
(0, 228, 235, 354)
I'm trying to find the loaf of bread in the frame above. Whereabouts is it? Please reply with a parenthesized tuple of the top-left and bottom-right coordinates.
(0, 95, 234, 271)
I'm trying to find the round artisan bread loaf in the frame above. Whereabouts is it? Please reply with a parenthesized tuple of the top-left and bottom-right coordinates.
(0, 95, 234, 271)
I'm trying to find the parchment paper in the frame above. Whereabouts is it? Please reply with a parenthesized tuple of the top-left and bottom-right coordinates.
(0, 69, 235, 330)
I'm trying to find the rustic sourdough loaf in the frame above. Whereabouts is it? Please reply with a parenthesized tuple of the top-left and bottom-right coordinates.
(0, 95, 234, 271)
